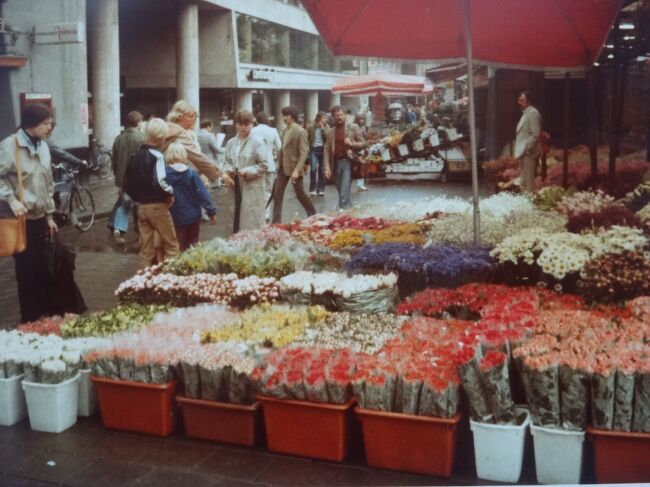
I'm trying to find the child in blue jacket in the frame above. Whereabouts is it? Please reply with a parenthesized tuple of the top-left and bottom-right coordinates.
(164, 143, 217, 250)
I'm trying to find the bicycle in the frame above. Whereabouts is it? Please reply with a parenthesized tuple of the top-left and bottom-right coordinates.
(52, 163, 96, 232)
(88, 137, 113, 180)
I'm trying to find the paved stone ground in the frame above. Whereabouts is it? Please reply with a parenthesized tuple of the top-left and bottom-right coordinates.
(0, 411, 560, 487)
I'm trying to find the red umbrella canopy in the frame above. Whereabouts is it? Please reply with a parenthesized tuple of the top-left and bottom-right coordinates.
(332, 73, 434, 96)
(302, 0, 622, 69)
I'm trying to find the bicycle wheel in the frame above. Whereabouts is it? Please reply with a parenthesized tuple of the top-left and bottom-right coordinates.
(70, 188, 95, 232)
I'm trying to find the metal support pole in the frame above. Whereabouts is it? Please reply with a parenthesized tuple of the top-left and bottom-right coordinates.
(586, 70, 599, 180)
(463, 0, 480, 245)
(608, 21, 621, 191)
(562, 72, 570, 188)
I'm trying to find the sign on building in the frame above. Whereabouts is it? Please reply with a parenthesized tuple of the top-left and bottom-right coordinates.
(34, 23, 85, 45)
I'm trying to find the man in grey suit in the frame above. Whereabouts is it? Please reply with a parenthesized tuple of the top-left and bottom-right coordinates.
(272, 106, 316, 223)
(514, 91, 542, 193)
(197, 119, 223, 163)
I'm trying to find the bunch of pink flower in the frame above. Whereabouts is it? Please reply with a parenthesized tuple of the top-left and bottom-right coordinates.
(16, 315, 75, 336)
(229, 226, 294, 248)
(513, 308, 650, 432)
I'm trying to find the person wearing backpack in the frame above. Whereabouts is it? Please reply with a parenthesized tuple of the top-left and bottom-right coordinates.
(122, 118, 179, 268)
(164, 142, 217, 250)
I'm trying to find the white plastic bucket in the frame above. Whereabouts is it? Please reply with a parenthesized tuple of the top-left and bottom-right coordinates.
(470, 409, 530, 483)
(77, 369, 97, 417)
(22, 374, 80, 433)
(531, 424, 585, 484)
(0, 374, 27, 426)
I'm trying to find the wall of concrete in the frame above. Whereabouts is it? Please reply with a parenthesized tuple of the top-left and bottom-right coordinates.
(1, 0, 88, 148)
(118, 0, 176, 89)
(199, 8, 237, 88)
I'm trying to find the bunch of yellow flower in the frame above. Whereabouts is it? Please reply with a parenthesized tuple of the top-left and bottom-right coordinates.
(372, 223, 427, 245)
(329, 229, 366, 249)
(200, 304, 329, 348)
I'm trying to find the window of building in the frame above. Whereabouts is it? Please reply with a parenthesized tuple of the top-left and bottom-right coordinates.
(236, 13, 335, 72)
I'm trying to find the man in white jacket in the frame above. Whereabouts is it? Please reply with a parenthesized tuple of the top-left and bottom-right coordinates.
(514, 91, 542, 193)
(251, 112, 281, 221)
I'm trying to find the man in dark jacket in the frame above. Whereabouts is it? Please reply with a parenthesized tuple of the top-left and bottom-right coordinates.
(123, 118, 179, 268)
(109, 110, 144, 243)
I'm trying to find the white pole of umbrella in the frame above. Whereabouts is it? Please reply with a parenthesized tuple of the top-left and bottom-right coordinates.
(463, 0, 481, 245)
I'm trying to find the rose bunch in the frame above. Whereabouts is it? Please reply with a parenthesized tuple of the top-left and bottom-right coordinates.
(16, 315, 76, 336)
(513, 309, 650, 431)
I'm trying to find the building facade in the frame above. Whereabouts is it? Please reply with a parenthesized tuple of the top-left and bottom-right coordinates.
(0, 0, 432, 151)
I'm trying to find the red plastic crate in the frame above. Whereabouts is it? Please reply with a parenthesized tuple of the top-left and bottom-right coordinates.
(92, 377, 177, 437)
(177, 396, 262, 446)
(258, 395, 355, 462)
(588, 427, 650, 483)
(355, 407, 461, 477)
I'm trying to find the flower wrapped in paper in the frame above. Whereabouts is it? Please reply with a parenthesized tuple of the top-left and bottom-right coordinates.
(590, 358, 615, 430)
(632, 360, 650, 432)
(522, 354, 561, 427)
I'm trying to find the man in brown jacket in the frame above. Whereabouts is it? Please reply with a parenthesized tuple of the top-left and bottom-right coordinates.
(324, 105, 366, 209)
(272, 106, 316, 223)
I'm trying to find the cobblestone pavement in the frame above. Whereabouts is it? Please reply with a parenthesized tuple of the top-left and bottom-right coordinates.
(0, 411, 552, 486)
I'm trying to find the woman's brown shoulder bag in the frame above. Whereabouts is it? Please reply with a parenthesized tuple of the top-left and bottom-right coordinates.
(0, 136, 27, 256)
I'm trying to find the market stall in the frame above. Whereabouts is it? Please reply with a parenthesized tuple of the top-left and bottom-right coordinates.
(3, 183, 650, 483)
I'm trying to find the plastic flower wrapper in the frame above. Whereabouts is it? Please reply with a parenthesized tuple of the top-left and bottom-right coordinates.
(325, 349, 354, 404)
(333, 286, 399, 314)
(150, 356, 172, 385)
(227, 354, 259, 404)
(180, 356, 201, 398)
(85, 351, 108, 378)
(455, 346, 493, 423)
(418, 372, 460, 418)
(480, 350, 515, 424)
(39, 359, 67, 384)
(399, 369, 424, 415)
(522, 353, 561, 427)
(103, 349, 121, 379)
(364, 367, 397, 412)
(558, 353, 590, 430)
(3, 352, 23, 378)
(589, 358, 615, 430)
(632, 361, 650, 432)
(613, 363, 635, 432)
(283, 366, 306, 401)
(62, 350, 82, 380)
(116, 349, 135, 382)
(23, 351, 42, 382)
(133, 350, 151, 383)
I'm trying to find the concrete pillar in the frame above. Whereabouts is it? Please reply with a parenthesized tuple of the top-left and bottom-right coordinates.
(88, 0, 121, 150)
(262, 92, 273, 116)
(235, 89, 253, 112)
(331, 93, 342, 107)
(274, 90, 291, 131)
(177, 2, 200, 114)
(305, 91, 319, 124)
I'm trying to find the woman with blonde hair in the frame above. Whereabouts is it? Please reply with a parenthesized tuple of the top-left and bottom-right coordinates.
(165, 100, 233, 187)
(223, 110, 270, 233)
(164, 142, 217, 250)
